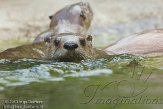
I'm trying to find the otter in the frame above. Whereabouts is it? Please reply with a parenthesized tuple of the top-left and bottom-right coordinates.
(33, 1, 93, 43)
(0, 34, 106, 62)
(44, 33, 106, 62)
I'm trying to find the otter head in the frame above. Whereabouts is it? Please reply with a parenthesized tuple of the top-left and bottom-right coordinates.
(44, 34, 94, 62)
(49, 2, 93, 34)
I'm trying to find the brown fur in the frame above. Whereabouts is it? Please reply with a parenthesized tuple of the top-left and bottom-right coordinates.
(44, 33, 107, 62)
(0, 42, 46, 60)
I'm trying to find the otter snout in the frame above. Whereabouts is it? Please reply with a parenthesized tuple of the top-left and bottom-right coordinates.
(64, 42, 78, 50)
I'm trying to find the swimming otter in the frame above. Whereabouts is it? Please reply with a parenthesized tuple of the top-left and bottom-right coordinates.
(0, 34, 106, 62)
(33, 1, 93, 43)
(44, 33, 106, 62)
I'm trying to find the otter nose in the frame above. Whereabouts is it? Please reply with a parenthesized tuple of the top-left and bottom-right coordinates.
(64, 42, 78, 50)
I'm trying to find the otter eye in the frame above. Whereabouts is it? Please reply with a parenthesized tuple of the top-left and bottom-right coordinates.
(80, 38, 86, 46)
(54, 39, 60, 46)
(44, 36, 51, 43)
(49, 15, 53, 20)
(87, 35, 92, 41)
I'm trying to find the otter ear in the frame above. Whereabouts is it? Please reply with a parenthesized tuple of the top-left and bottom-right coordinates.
(87, 35, 92, 41)
(44, 36, 52, 43)
(49, 15, 53, 20)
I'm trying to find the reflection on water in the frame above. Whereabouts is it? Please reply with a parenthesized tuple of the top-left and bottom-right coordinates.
(0, 54, 163, 109)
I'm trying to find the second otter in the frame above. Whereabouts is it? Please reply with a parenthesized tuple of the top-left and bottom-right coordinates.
(33, 2, 93, 43)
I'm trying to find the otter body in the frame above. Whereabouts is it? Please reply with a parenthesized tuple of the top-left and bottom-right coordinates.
(0, 42, 46, 60)
(33, 2, 93, 43)
(105, 29, 163, 57)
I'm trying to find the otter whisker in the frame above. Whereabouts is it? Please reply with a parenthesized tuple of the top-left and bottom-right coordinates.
(54, 47, 59, 54)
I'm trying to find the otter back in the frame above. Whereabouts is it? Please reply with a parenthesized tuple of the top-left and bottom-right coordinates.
(105, 29, 163, 57)
(0, 42, 46, 60)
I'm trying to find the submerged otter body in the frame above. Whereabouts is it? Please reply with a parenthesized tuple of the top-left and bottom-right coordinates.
(0, 42, 46, 60)
(33, 2, 93, 43)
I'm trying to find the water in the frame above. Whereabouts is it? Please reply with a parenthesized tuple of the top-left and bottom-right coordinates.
(0, 54, 163, 109)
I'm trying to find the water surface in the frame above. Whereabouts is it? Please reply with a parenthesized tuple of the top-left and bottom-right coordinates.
(0, 54, 163, 109)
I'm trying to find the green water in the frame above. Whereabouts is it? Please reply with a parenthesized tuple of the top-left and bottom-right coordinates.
(0, 54, 163, 109)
